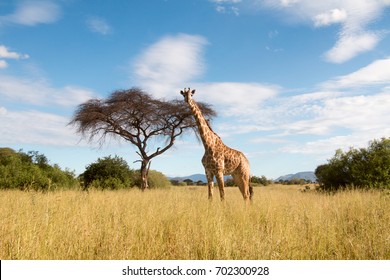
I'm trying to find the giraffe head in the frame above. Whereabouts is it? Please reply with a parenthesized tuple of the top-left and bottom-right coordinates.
(180, 88, 195, 103)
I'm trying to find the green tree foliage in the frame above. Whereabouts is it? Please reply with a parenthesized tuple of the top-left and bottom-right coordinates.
(82, 156, 135, 190)
(183, 179, 194, 186)
(81, 155, 170, 190)
(315, 138, 390, 190)
(225, 178, 235, 187)
(278, 178, 312, 185)
(196, 180, 206, 186)
(133, 169, 171, 189)
(0, 148, 77, 190)
(148, 170, 171, 188)
(251, 175, 272, 186)
(225, 175, 271, 187)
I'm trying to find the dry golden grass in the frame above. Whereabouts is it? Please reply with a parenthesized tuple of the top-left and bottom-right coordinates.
(1, 185, 389, 260)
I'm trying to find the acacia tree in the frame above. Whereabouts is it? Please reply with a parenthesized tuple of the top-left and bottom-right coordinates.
(69, 88, 215, 190)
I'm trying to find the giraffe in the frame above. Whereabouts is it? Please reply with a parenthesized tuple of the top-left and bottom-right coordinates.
(180, 88, 253, 202)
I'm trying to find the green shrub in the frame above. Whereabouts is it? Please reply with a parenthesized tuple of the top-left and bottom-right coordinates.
(133, 169, 171, 189)
(251, 175, 272, 186)
(0, 148, 78, 190)
(315, 138, 390, 191)
(87, 177, 127, 190)
(82, 155, 135, 190)
(148, 170, 171, 188)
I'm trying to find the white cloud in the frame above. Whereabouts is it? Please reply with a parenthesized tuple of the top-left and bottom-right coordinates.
(0, 1, 61, 26)
(260, 0, 390, 63)
(133, 34, 208, 99)
(323, 57, 390, 88)
(0, 107, 7, 115)
(195, 82, 279, 116)
(0, 45, 29, 59)
(258, 70, 390, 136)
(322, 94, 390, 131)
(283, 93, 390, 135)
(314, 8, 347, 27)
(215, 6, 226, 13)
(280, 135, 365, 155)
(215, 6, 240, 15)
(0, 60, 7, 69)
(0, 108, 80, 146)
(246, 58, 390, 156)
(325, 31, 381, 64)
(132, 34, 279, 114)
(0, 75, 96, 107)
(55, 86, 98, 107)
(0, 45, 29, 69)
(281, 122, 390, 156)
(210, 0, 241, 15)
(252, 89, 390, 159)
(0, 74, 96, 148)
(86, 17, 111, 35)
(0, 74, 95, 147)
(279, 0, 299, 7)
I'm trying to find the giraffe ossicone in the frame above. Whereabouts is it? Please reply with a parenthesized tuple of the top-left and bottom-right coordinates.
(180, 87, 253, 202)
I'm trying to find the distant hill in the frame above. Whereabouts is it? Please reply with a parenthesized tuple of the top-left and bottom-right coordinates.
(170, 171, 317, 184)
(276, 171, 317, 182)
(169, 174, 231, 183)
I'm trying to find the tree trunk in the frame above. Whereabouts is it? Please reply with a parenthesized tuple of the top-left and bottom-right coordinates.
(140, 159, 150, 191)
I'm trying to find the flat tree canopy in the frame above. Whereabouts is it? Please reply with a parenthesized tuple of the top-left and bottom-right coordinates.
(69, 88, 216, 190)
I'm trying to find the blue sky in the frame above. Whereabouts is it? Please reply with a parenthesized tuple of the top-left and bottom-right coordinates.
(1, 0, 390, 179)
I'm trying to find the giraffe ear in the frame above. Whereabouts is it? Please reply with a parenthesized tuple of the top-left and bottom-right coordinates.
(180, 90, 184, 96)
(191, 89, 195, 95)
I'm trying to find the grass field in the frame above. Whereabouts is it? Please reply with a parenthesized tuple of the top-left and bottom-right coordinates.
(1, 185, 389, 260)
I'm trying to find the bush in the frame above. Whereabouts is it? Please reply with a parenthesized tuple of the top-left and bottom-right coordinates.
(225, 178, 235, 187)
(278, 178, 311, 185)
(0, 148, 78, 190)
(133, 169, 171, 189)
(251, 175, 272, 186)
(82, 155, 135, 190)
(315, 138, 390, 191)
(87, 177, 126, 190)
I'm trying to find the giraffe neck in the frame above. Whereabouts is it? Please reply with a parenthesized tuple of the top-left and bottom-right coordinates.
(188, 99, 218, 150)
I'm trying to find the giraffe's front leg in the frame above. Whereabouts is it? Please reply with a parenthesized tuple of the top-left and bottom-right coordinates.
(205, 170, 214, 200)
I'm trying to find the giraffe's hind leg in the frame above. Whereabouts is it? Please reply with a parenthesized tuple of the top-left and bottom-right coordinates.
(232, 171, 250, 202)
(216, 171, 225, 201)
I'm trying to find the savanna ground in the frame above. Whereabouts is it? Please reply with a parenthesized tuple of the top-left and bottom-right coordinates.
(1, 185, 389, 260)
